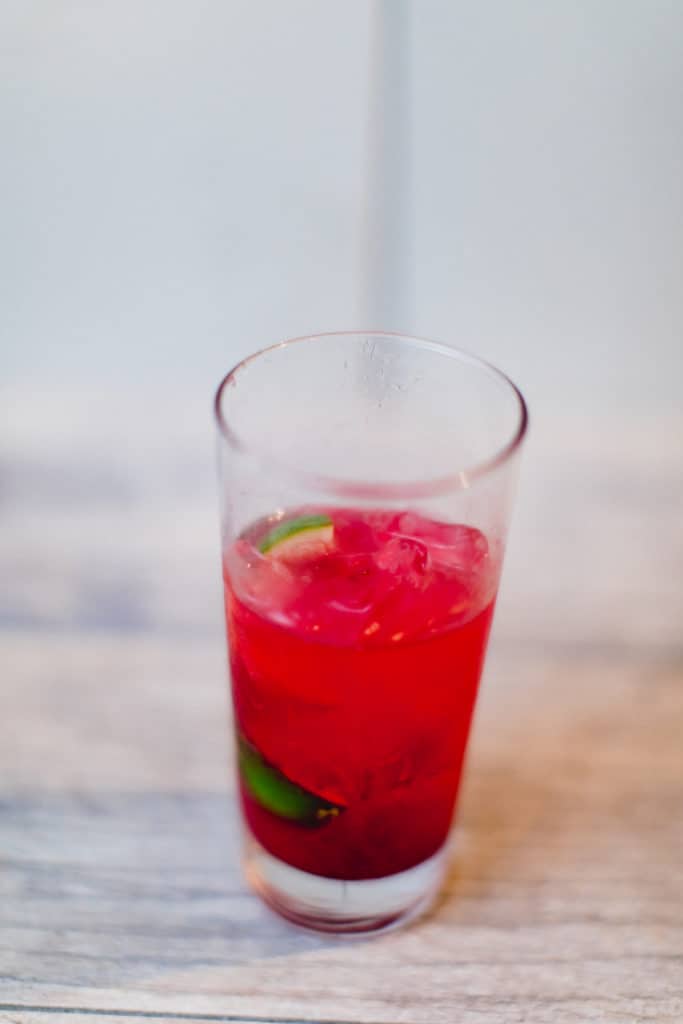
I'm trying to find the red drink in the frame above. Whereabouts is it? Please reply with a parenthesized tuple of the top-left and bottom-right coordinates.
(215, 331, 527, 930)
(224, 507, 496, 882)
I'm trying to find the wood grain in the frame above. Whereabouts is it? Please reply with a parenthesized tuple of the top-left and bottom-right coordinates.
(2, 637, 681, 1022)
(2, 419, 682, 1023)
(0, 1015, 297, 1024)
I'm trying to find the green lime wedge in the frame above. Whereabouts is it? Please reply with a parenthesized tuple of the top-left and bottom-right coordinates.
(258, 513, 334, 558)
(237, 734, 345, 826)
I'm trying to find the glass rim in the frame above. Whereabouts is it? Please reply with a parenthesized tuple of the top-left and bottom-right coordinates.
(214, 330, 528, 500)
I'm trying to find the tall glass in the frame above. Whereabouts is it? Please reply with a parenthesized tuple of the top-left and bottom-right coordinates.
(215, 332, 527, 933)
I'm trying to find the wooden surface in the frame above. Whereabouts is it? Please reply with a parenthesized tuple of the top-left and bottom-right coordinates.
(2, 418, 682, 1023)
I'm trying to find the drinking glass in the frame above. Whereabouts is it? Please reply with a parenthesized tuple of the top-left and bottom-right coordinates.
(214, 331, 527, 933)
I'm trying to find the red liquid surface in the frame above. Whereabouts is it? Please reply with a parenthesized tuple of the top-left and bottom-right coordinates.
(224, 508, 496, 881)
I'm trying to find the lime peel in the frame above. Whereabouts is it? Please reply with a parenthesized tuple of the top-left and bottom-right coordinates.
(258, 513, 334, 558)
(238, 733, 345, 826)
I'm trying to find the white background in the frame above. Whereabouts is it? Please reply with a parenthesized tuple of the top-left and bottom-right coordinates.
(4, 2, 682, 425)
(2, 1, 682, 637)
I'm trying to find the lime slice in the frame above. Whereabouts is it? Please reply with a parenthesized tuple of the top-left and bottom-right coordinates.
(237, 734, 345, 826)
(258, 513, 334, 560)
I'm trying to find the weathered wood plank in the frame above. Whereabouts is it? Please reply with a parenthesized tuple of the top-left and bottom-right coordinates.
(2, 417, 682, 1021)
(1, 631, 681, 1023)
(0, 1014, 300, 1024)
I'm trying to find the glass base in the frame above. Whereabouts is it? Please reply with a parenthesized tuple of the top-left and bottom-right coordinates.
(243, 831, 448, 935)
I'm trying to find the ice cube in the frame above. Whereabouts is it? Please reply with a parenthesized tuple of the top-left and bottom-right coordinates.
(395, 513, 488, 572)
(374, 536, 430, 586)
(332, 511, 379, 555)
(225, 540, 298, 619)
(288, 550, 380, 644)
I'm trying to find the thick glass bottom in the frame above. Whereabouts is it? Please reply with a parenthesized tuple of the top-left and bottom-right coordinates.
(243, 829, 448, 934)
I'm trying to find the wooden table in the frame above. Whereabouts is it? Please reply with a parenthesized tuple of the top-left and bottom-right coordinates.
(3, 416, 682, 1023)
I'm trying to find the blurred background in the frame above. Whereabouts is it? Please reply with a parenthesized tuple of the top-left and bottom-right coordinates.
(3, 0, 682, 655)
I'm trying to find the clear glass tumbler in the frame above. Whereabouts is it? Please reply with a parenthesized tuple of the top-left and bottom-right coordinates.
(215, 332, 527, 933)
